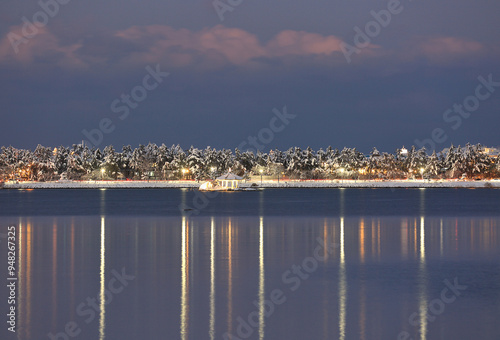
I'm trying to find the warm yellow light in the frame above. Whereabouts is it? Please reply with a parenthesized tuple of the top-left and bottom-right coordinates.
(420, 168, 424, 174)
(340, 168, 344, 173)
(101, 168, 105, 174)
(210, 167, 215, 172)
(259, 169, 263, 173)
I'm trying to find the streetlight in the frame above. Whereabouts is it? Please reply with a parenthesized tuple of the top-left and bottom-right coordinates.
(259, 169, 263, 184)
(420, 168, 425, 180)
(101, 168, 105, 180)
(339, 168, 344, 185)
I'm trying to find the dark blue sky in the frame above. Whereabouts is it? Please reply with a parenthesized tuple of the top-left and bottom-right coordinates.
(1, 0, 499, 153)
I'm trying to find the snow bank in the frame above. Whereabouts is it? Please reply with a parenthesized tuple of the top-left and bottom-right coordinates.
(2, 180, 200, 189)
(2, 179, 500, 189)
(243, 180, 500, 188)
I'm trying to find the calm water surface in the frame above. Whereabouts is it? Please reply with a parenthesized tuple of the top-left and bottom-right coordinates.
(0, 188, 499, 340)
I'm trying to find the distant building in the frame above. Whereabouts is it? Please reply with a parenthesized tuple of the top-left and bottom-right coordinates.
(483, 147, 500, 157)
(216, 173, 243, 189)
(400, 147, 408, 155)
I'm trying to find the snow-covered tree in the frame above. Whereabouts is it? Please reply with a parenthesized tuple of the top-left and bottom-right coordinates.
(234, 148, 254, 173)
(131, 144, 158, 179)
(118, 145, 133, 178)
(367, 147, 382, 178)
(103, 145, 119, 179)
(67, 144, 86, 179)
(425, 151, 441, 178)
(54, 146, 69, 176)
(169, 145, 187, 179)
(32, 144, 55, 181)
(464, 143, 493, 178)
(380, 152, 397, 179)
(218, 148, 234, 173)
(285, 147, 302, 177)
(0, 142, 497, 181)
(301, 147, 318, 172)
(187, 146, 204, 180)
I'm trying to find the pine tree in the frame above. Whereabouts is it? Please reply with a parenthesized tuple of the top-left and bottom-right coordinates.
(54, 146, 69, 177)
(187, 146, 204, 180)
(425, 151, 441, 178)
(368, 147, 381, 178)
(32, 144, 55, 181)
(156, 144, 171, 179)
(118, 145, 133, 179)
(103, 145, 119, 179)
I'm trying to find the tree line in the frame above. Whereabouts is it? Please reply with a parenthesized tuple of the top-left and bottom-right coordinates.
(0, 143, 499, 181)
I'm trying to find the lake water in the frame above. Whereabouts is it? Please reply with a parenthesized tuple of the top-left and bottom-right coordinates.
(0, 188, 499, 340)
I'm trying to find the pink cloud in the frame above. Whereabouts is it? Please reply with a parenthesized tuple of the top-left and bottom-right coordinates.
(0, 24, 491, 71)
(110, 25, 347, 67)
(420, 37, 483, 55)
(0, 25, 84, 68)
(403, 36, 484, 64)
(267, 30, 344, 56)
(115, 25, 265, 66)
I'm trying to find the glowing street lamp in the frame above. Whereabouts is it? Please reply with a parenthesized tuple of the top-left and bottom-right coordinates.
(182, 168, 189, 179)
(259, 169, 263, 184)
(339, 168, 345, 185)
(420, 168, 425, 179)
(101, 168, 105, 180)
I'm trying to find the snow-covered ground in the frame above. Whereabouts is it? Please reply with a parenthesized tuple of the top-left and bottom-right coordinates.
(2, 179, 500, 189)
(246, 180, 500, 188)
(1, 180, 200, 189)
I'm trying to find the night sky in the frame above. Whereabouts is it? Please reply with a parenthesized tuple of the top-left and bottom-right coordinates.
(1, 0, 499, 153)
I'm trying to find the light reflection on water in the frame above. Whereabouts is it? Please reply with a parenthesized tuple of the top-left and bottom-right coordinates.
(99, 216, 106, 340)
(418, 217, 427, 340)
(3, 215, 499, 340)
(339, 217, 346, 340)
(258, 216, 265, 340)
(180, 216, 188, 340)
(209, 217, 215, 340)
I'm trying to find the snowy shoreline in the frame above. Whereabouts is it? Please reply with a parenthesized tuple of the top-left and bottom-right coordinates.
(2, 179, 500, 189)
